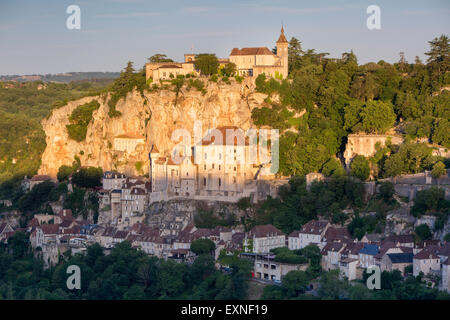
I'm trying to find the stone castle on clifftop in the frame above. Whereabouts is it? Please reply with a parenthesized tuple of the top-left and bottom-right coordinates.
(146, 27, 289, 81)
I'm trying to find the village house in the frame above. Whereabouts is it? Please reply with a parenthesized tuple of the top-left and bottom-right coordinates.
(373, 241, 405, 266)
(246, 224, 286, 254)
(358, 244, 380, 269)
(381, 252, 414, 274)
(102, 171, 126, 190)
(321, 242, 346, 271)
(339, 258, 359, 281)
(413, 247, 441, 277)
(253, 252, 308, 282)
(288, 220, 330, 250)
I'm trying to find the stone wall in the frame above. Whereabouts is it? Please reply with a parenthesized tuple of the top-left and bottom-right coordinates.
(344, 134, 403, 167)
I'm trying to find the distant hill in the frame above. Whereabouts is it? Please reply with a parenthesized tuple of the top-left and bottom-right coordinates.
(0, 72, 120, 83)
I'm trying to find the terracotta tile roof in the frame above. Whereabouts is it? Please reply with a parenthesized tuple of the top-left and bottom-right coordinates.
(288, 230, 300, 237)
(150, 145, 160, 154)
(158, 64, 182, 69)
(300, 220, 329, 235)
(27, 218, 40, 228)
(414, 246, 440, 260)
(60, 220, 73, 228)
(249, 224, 285, 238)
(341, 242, 364, 256)
(276, 27, 288, 43)
(232, 232, 245, 244)
(114, 230, 129, 239)
(40, 224, 60, 235)
(321, 242, 345, 255)
(229, 47, 274, 56)
(323, 227, 351, 242)
(384, 234, 414, 245)
(416, 240, 440, 249)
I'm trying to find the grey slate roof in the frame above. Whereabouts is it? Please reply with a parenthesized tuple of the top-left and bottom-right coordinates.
(387, 252, 414, 264)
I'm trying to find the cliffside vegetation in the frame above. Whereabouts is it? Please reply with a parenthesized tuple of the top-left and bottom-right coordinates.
(107, 61, 147, 118)
(66, 99, 100, 141)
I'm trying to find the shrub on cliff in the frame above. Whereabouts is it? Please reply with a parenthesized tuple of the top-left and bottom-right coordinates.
(66, 99, 100, 142)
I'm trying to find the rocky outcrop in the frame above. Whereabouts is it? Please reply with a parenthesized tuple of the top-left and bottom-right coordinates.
(39, 79, 267, 177)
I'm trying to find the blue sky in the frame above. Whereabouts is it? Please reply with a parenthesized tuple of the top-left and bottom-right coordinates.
(0, 0, 449, 75)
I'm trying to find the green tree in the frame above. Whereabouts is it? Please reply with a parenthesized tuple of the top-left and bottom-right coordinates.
(350, 155, 370, 181)
(431, 161, 446, 178)
(378, 181, 395, 202)
(190, 239, 216, 256)
(71, 167, 103, 188)
(194, 54, 219, 76)
(57, 165, 75, 182)
(318, 270, 349, 299)
(282, 270, 310, 297)
(415, 224, 432, 241)
(321, 158, 345, 177)
(148, 54, 173, 63)
(222, 62, 237, 77)
(425, 35, 450, 74)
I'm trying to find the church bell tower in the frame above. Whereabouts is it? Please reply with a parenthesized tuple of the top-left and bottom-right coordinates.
(276, 26, 289, 78)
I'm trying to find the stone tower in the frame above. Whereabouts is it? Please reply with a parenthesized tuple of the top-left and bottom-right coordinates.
(276, 26, 289, 78)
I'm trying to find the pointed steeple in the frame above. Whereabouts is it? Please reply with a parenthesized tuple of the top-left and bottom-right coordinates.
(277, 26, 288, 43)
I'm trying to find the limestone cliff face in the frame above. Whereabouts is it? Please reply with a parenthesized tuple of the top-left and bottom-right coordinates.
(39, 79, 267, 177)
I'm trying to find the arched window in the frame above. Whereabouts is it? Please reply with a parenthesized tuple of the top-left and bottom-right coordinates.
(218, 178, 221, 187)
